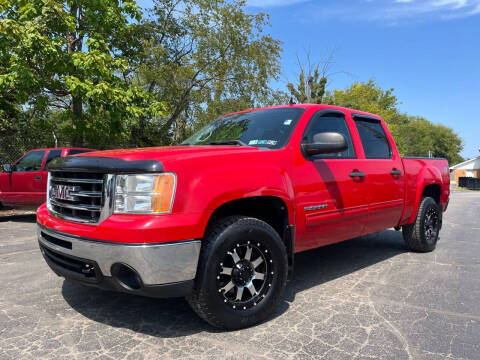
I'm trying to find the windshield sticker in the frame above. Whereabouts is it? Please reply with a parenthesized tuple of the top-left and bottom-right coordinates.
(249, 139, 278, 146)
(283, 119, 293, 125)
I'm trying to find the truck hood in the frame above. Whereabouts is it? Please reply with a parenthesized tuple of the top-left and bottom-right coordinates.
(77, 145, 261, 163)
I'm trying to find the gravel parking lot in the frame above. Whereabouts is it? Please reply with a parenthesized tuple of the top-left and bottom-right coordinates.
(1, 192, 479, 360)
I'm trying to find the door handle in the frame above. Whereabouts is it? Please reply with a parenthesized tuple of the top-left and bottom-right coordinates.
(390, 169, 402, 176)
(349, 171, 365, 178)
(34, 176, 42, 180)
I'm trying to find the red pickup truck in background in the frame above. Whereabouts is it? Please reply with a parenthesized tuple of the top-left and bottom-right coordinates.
(0, 148, 94, 209)
(36, 104, 450, 329)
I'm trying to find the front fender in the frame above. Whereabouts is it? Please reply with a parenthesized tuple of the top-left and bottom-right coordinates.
(175, 162, 295, 225)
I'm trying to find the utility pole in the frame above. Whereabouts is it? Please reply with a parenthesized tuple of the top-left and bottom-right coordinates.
(52, 131, 58, 148)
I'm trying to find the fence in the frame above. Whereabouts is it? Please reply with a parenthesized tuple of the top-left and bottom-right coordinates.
(458, 177, 480, 190)
(0, 137, 26, 165)
(0, 124, 58, 165)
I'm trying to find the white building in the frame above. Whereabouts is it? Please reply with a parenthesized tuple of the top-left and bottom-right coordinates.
(450, 157, 480, 184)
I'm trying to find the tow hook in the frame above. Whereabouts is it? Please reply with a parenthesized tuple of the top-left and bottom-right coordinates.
(82, 264, 94, 274)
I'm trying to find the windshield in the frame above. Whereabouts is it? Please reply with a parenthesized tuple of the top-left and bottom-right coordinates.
(182, 107, 306, 149)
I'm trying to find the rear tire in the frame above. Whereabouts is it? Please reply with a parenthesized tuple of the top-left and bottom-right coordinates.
(187, 216, 288, 330)
(402, 196, 442, 252)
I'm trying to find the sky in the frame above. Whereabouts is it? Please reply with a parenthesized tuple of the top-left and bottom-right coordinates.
(138, 0, 480, 160)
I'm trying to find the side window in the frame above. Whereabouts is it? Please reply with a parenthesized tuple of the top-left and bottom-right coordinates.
(13, 151, 46, 172)
(68, 149, 92, 155)
(45, 150, 62, 166)
(354, 118, 391, 159)
(302, 113, 356, 158)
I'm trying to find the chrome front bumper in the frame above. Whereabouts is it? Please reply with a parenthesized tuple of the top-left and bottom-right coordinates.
(37, 225, 201, 286)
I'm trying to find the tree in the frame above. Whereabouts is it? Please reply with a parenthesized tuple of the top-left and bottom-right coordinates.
(134, 0, 282, 145)
(324, 79, 399, 122)
(0, 0, 166, 147)
(323, 79, 407, 150)
(287, 50, 339, 104)
(396, 117, 464, 165)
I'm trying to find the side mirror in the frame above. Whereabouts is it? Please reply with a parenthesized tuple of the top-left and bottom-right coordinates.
(302, 132, 348, 156)
(2, 164, 12, 172)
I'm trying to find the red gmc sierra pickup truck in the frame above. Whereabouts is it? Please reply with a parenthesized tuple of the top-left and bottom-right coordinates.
(36, 104, 450, 329)
(0, 148, 94, 209)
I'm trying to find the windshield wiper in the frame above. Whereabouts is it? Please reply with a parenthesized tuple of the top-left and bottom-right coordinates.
(207, 140, 249, 146)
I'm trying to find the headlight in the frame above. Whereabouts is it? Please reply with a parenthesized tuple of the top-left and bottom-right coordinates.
(114, 173, 176, 214)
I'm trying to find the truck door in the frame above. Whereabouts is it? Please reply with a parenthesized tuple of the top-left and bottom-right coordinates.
(293, 110, 369, 252)
(351, 115, 404, 233)
(10, 150, 47, 206)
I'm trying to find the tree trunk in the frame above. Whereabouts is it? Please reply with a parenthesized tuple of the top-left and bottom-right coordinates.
(71, 95, 83, 146)
(67, 5, 84, 146)
(160, 101, 185, 137)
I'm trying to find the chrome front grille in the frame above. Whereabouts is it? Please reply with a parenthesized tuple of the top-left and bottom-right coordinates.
(47, 171, 107, 224)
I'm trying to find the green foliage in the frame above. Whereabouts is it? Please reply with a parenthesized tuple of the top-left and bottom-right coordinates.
(0, 0, 465, 165)
(0, 109, 58, 163)
(323, 80, 464, 164)
(287, 66, 327, 104)
(324, 80, 398, 120)
(0, 0, 166, 148)
(287, 51, 338, 104)
(134, 0, 282, 145)
(395, 117, 464, 165)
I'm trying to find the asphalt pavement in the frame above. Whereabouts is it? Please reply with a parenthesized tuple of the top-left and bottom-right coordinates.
(0, 191, 479, 359)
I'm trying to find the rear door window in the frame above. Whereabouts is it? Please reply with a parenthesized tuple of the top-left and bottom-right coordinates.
(354, 118, 392, 159)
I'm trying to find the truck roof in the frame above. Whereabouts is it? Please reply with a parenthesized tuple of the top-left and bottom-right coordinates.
(26, 147, 94, 152)
(221, 104, 382, 120)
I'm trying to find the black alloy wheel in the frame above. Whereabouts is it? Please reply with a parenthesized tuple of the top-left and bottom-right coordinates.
(187, 216, 288, 330)
(424, 206, 440, 242)
(217, 242, 274, 310)
(403, 196, 442, 252)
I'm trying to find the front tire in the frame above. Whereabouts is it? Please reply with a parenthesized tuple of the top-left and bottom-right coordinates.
(402, 196, 442, 252)
(187, 216, 288, 330)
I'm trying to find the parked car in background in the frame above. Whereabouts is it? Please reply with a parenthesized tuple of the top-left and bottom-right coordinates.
(0, 148, 94, 209)
(36, 104, 450, 329)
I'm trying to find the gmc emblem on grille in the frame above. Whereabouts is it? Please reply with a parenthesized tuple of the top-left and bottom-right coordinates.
(50, 185, 76, 201)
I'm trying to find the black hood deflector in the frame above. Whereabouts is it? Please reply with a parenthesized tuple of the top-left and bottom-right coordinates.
(47, 156, 164, 173)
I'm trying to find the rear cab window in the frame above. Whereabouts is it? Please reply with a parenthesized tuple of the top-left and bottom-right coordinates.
(353, 116, 392, 159)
